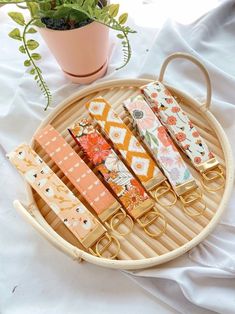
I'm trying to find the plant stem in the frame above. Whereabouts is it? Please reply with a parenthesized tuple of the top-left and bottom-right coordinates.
(22, 18, 51, 110)
(116, 30, 130, 70)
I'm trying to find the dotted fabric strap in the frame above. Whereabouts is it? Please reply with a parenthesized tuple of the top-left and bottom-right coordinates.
(35, 125, 117, 216)
(124, 95, 194, 190)
(8, 144, 104, 244)
(69, 119, 151, 214)
(86, 97, 164, 188)
(141, 81, 214, 167)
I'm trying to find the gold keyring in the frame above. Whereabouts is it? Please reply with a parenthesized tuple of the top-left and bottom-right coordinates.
(109, 209, 134, 236)
(202, 169, 225, 192)
(154, 181, 177, 208)
(137, 210, 167, 238)
(180, 190, 207, 217)
(94, 233, 120, 259)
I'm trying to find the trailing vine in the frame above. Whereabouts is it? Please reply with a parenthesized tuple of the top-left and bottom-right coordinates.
(22, 19, 52, 110)
(3, 0, 136, 110)
(8, 13, 51, 110)
(91, 7, 134, 69)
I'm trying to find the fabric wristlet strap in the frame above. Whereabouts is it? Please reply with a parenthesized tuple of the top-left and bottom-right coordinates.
(85, 97, 177, 208)
(123, 95, 198, 197)
(34, 125, 133, 236)
(123, 95, 208, 216)
(69, 119, 167, 238)
(7, 144, 120, 258)
(141, 81, 224, 192)
(69, 119, 155, 219)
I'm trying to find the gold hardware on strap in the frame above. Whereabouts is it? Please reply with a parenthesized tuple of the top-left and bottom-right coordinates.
(175, 179, 198, 196)
(196, 157, 220, 173)
(98, 201, 121, 222)
(137, 208, 167, 238)
(89, 233, 120, 259)
(179, 188, 206, 217)
(201, 166, 225, 192)
(154, 181, 177, 207)
(105, 208, 134, 236)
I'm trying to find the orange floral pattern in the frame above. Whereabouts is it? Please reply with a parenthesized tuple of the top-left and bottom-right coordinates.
(69, 119, 150, 214)
(79, 132, 110, 164)
(167, 116, 177, 125)
(124, 95, 193, 187)
(142, 81, 214, 168)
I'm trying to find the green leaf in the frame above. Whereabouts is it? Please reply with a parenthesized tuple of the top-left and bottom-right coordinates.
(19, 45, 26, 53)
(39, 1, 51, 12)
(57, 4, 90, 18)
(31, 53, 41, 60)
(82, 0, 96, 8)
(109, 4, 119, 17)
(8, 12, 25, 26)
(30, 68, 35, 75)
(88, 6, 93, 16)
(27, 2, 40, 19)
(8, 28, 21, 41)
(27, 39, 39, 50)
(24, 60, 31, 67)
(33, 19, 45, 28)
(117, 33, 124, 39)
(118, 13, 128, 24)
(27, 27, 37, 34)
(51, 6, 73, 19)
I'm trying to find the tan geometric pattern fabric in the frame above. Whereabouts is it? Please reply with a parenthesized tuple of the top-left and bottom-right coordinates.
(86, 97, 163, 184)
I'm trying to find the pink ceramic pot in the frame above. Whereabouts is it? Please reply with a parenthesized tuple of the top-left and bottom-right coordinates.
(39, 21, 109, 84)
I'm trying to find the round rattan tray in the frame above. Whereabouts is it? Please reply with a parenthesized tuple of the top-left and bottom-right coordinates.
(14, 53, 234, 270)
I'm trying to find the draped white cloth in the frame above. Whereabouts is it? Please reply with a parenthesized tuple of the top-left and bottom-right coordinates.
(1, 1, 235, 313)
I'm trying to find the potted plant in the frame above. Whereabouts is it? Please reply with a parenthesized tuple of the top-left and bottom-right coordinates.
(1, 0, 135, 109)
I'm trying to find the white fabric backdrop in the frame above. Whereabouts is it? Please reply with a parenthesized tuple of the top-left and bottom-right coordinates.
(1, 0, 235, 313)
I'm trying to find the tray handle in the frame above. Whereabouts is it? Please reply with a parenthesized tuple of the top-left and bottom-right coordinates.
(159, 52, 212, 111)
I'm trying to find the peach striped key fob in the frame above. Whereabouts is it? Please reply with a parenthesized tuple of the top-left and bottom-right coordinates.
(8, 144, 120, 258)
(35, 125, 133, 236)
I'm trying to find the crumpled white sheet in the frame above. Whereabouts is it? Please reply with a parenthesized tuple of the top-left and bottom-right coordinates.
(0, 0, 235, 313)
(126, 1, 235, 313)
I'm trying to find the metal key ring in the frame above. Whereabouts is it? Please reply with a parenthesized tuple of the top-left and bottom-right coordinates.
(154, 181, 177, 208)
(108, 208, 134, 236)
(180, 189, 207, 217)
(137, 209, 167, 238)
(89, 233, 120, 259)
(202, 168, 225, 192)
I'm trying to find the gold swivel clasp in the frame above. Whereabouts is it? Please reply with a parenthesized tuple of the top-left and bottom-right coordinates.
(105, 208, 134, 237)
(154, 181, 177, 207)
(202, 166, 225, 192)
(89, 233, 120, 259)
(137, 208, 167, 238)
(179, 188, 206, 217)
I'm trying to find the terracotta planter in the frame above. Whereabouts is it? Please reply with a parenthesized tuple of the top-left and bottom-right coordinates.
(39, 21, 109, 84)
